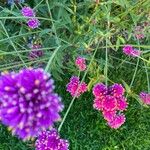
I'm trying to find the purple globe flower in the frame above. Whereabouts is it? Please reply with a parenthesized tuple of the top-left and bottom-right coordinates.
(21, 6, 35, 18)
(35, 129, 69, 150)
(109, 83, 125, 98)
(0, 68, 64, 139)
(29, 44, 44, 60)
(27, 18, 40, 29)
(140, 92, 150, 105)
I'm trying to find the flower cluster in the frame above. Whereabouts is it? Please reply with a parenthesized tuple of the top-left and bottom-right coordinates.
(134, 26, 145, 40)
(93, 83, 128, 129)
(123, 45, 141, 57)
(140, 92, 150, 105)
(35, 129, 69, 150)
(0, 68, 63, 139)
(21, 6, 40, 29)
(29, 44, 44, 60)
(66, 76, 87, 98)
(75, 57, 86, 71)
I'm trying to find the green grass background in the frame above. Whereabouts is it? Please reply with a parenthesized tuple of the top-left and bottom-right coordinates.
(0, 0, 150, 150)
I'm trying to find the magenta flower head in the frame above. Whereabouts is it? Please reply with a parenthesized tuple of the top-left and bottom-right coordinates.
(109, 83, 125, 98)
(140, 92, 150, 105)
(0, 68, 64, 139)
(93, 83, 107, 98)
(108, 114, 126, 129)
(66, 76, 87, 98)
(123, 45, 141, 57)
(21, 6, 35, 18)
(102, 110, 116, 122)
(75, 56, 86, 71)
(102, 95, 117, 111)
(35, 129, 69, 150)
(29, 44, 43, 60)
(27, 18, 40, 29)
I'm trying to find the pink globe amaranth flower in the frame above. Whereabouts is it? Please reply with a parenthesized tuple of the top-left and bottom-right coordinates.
(75, 57, 86, 71)
(116, 97, 128, 111)
(134, 26, 145, 40)
(108, 114, 126, 129)
(27, 18, 40, 29)
(21, 6, 35, 18)
(102, 110, 116, 122)
(0, 68, 64, 139)
(93, 83, 107, 98)
(135, 34, 145, 39)
(109, 83, 125, 98)
(102, 95, 117, 111)
(131, 49, 142, 57)
(35, 129, 69, 150)
(123, 45, 141, 57)
(140, 92, 150, 105)
(29, 44, 43, 60)
(66, 76, 87, 98)
(93, 97, 103, 111)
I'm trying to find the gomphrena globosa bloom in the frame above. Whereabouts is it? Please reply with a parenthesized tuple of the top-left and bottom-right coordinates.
(35, 129, 69, 150)
(93, 83, 128, 129)
(140, 92, 150, 105)
(0, 68, 64, 139)
(29, 44, 43, 60)
(21, 6, 35, 18)
(75, 57, 86, 71)
(66, 76, 87, 98)
(123, 45, 141, 57)
(21, 6, 40, 29)
(27, 18, 40, 29)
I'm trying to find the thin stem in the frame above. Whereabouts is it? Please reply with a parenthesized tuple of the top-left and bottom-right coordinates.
(58, 40, 101, 132)
(0, 21, 27, 68)
(44, 1, 61, 72)
(144, 61, 150, 93)
(45, 46, 60, 72)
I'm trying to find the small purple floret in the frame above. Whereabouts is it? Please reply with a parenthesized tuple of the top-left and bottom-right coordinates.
(21, 6, 35, 17)
(27, 18, 40, 29)
(35, 129, 69, 150)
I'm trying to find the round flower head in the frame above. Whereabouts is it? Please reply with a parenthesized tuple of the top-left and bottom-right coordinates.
(102, 110, 116, 122)
(140, 92, 150, 105)
(27, 18, 40, 29)
(75, 57, 86, 71)
(0, 68, 64, 139)
(108, 114, 126, 129)
(66, 76, 87, 98)
(93, 97, 103, 111)
(21, 6, 35, 18)
(29, 44, 43, 60)
(117, 97, 128, 111)
(109, 83, 125, 98)
(102, 95, 117, 111)
(35, 129, 69, 150)
(123, 45, 141, 57)
(93, 83, 107, 98)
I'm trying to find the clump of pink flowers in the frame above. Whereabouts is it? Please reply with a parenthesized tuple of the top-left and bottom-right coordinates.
(123, 45, 141, 57)
(93, 83, 128, 129)
(66, 76, 87, 98)
(75, 57, 86, 71)
(21, 6, 40, 29)
(140, 92, 150, 105)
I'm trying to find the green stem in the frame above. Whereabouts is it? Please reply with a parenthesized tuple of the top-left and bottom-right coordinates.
(58, 40, 101, 132)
